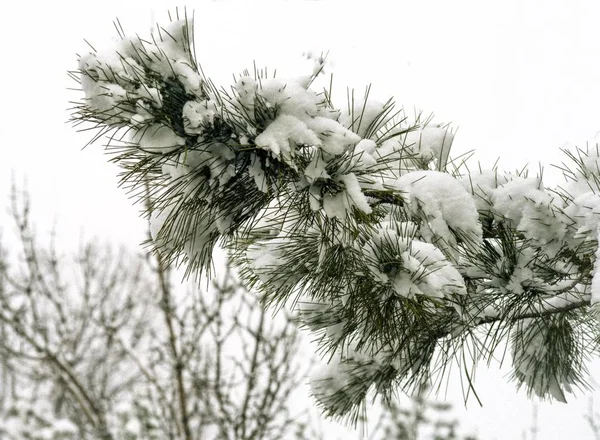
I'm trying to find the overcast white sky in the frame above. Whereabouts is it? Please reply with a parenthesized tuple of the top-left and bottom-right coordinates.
(2, 0, 600, 438)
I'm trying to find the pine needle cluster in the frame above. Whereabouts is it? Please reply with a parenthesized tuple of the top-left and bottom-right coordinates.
(69, 11, 600, 422)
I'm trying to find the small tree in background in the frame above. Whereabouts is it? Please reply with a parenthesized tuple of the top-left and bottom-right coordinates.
(0, 186, 310, 440)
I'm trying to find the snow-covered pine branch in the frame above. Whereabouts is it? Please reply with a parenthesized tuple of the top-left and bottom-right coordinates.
(70, 13, 600, 421)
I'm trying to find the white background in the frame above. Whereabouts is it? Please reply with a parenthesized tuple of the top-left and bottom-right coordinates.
(2, 0, 600, 438)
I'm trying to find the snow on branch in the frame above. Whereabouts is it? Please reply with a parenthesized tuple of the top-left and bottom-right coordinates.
(70, 12, 600, 422)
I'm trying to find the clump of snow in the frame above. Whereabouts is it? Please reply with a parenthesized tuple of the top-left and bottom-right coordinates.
(460, 170, 507, 215)
(248, 77, 361, 158)
(405, 240, 467, 298)
(52, 419, 77, 434)
(134, 85, 162, 107)
(255, 115, 321, 165)
(307, 116, 361, 156)
(79, 49, 140, 90)
(303, 149, 331, 183)
(565, 144, 600, 196)
(363, 226, 466, 299)
(139, 20, 203, 96)
(321, 191, 347, 219)
(131, 123, 186, 153)
(78, 52, 135, 123)
(78, 20, 204, 129)
(495, 247, 538, 295)
(347, 139, 378, 170)
(492, 176, 568, 253)
(321, 173, 372, 219)
(580, 147, 600, 174)
(395, 170, 483, 262)
(491, 176, 542, 226)
(339, 173, 371, 214)
(562, 191, 600, 249)
(339, 97, 386, 139)
(462, 171, 568, 254)
(182, 99, 220, 134)
(171, 58, 203, 95)
(359, 134, 416, 191)
(402, 125, 454, 169)
(125, 418, 142, 436)
(259, 78, 323, 119)
(234, 76, 259, 110)
(591, 225, 600, 306)
(129, 100, 155, 127)
(93, 82, 128, 111)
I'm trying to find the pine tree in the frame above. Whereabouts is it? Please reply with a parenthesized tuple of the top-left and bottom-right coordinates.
(69, 11, 600, 422)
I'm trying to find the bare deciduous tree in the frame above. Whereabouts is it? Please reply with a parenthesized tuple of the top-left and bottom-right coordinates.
(0, 186, 312, 440)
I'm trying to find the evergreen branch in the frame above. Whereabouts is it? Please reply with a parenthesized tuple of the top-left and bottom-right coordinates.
(70, 11, 600, 421)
